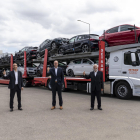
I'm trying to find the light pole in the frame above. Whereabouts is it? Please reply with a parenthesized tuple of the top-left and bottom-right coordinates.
(77, 20, 90, 36)
(77, 20, 91, 51)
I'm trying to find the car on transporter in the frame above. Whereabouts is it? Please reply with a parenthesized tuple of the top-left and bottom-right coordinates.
(15, 46, 38, 61)
(58, 34, 99, 55)
(17, 64, 37, 77)
(0, 53, 11, 64)
(36, 38, 69, 58)
(66, 58, 99, 77)
(99, 24, 140, 47)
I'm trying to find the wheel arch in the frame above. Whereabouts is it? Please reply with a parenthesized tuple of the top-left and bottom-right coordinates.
(112, 78, 134, 95)
(81, 42, 89, 48)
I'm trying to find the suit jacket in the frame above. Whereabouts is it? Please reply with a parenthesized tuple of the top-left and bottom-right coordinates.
(47, 67, 64, 87)
(84, 71, 104, 91)
(3, 71, 23, 89)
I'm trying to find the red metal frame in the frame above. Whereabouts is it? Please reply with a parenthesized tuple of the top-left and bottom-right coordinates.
(98, 41, 105, 82)
(22, 51, 27, 78)
(42, 49, 48, 77)
(0, 79, 9, 84)
(10, 54, 13, 71)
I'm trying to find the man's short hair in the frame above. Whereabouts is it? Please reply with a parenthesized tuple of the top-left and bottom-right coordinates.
(54, 60, 58, 63)
(13, 63, 17, 66)
(93, 64, 98, 68)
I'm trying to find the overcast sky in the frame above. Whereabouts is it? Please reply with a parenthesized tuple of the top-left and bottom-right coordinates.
(0, 0, 140, 53)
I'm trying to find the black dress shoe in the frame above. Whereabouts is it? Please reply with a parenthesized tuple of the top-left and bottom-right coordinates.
(98, 107, 102, 110)
(10, 108, 13, 112)
(90, 107, 94, 110)
(18, 108, 23, 110)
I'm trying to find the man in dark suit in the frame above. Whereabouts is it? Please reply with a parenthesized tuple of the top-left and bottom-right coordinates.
(3, 63, 23, 112)
(83, 64, 104, 110)
(47, 60, 64, 110)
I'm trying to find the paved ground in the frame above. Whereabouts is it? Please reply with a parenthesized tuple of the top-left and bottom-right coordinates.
(0, 84, 140, 140)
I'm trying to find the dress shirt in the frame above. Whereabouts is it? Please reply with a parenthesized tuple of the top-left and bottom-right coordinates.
(94, 70, 98, 77)
(55, 67, 58, 76)
(14, 70, 18, 84)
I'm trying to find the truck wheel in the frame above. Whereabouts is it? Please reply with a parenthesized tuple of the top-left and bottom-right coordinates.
(47, 79, 52, 90)
(115, 81, 132, 99)
(23, 79, 27, 87)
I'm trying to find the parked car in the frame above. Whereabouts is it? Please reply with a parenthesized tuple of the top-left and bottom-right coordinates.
(15, 46, 38, 61)
(2, 53, 11, 63)
(99, 24, 140, 47)
(66, 58, 97, 76)
(36, 61, 67, 77)
(17, 64, 37, 77)
(0, 53, 10, 64)
(36, 38, 69, 58)
(58, 34, 99, 55)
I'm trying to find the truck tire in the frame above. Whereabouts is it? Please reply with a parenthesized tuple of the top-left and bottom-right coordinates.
(115, 81, 132, 99)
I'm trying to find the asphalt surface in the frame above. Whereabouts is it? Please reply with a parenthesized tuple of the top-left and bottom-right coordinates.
(0, 84, 140, 140)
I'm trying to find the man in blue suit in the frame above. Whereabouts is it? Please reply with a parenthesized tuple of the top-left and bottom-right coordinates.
(47, 60, 64, 110)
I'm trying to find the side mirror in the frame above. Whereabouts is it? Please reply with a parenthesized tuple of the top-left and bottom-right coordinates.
(131, 53, 137, 66)
(128, 27, 134, 31)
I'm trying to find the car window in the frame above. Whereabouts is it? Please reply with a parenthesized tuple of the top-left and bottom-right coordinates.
(25, 48, 28, 51)
(69, 37, 77, 43)
(120, 25, 138, 32)
(84, 35, 99, 39)
(106, 27, 118, 33)
(77, 35, 85, 41)
(21, 48, 26, 52)
(59, 62, 66, 66)
(40, 40, 49, 48)
(73, 59, 81, 64)
(82, 59, 92, 64)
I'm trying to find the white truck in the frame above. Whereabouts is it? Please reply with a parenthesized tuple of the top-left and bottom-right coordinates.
(105, 43, 140, 99)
